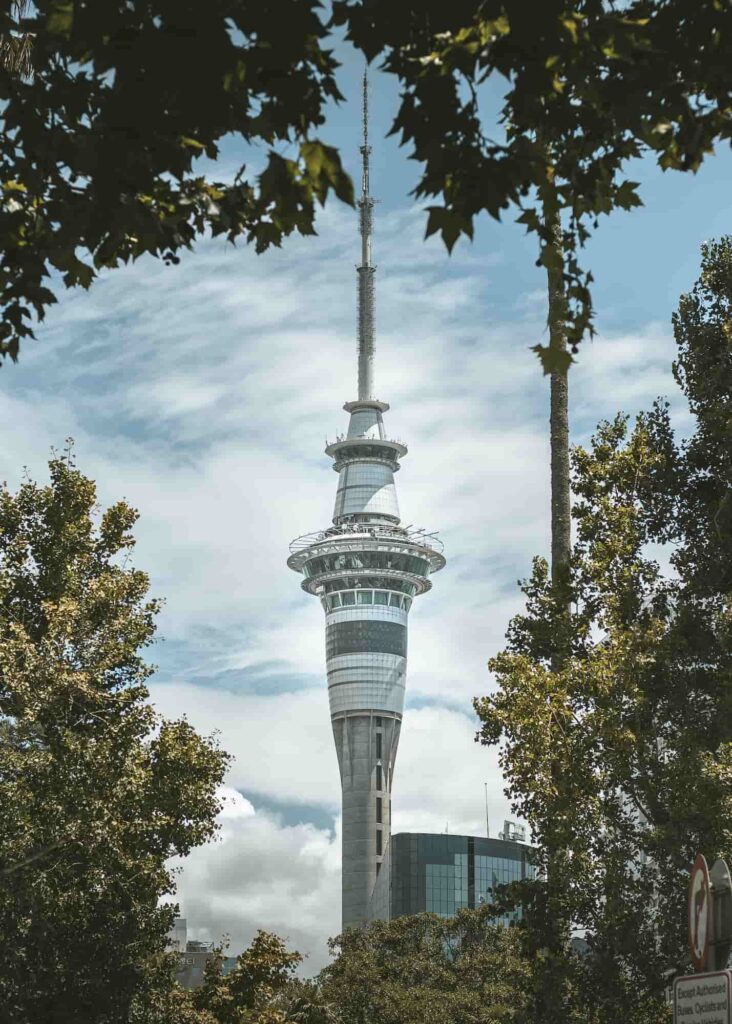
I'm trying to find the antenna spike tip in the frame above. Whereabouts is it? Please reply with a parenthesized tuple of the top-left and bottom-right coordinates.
(356, 64, 375, 401)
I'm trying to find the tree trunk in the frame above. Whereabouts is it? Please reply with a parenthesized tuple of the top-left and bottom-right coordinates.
(535, 189, 573, 1024)
(543, 197, 572, 641)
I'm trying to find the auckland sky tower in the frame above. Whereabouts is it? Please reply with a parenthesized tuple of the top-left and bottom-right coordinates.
(288, 73, 445, 929)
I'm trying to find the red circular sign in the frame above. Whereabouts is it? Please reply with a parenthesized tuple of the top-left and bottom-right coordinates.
(689, 853, 712, 971)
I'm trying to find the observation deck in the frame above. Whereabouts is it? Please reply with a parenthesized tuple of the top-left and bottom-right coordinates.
(288, 522, 445, 575)
(325, 435, 408, 472)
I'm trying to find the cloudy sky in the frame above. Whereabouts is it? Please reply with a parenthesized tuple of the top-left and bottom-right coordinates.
(3, 43, 732, 973)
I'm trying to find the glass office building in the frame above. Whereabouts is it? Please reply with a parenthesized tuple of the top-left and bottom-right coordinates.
(369, 832, 535, 925)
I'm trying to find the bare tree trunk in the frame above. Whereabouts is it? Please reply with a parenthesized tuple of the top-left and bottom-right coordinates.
(533, 189, 573, 1024)
(543, 197, 572, 645)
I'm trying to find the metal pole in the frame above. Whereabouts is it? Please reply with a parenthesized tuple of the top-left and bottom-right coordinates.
(357, 67, 375, 401)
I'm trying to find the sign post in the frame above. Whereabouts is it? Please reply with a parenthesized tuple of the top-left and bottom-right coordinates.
(674, 855, 732, 1024)
(710, 859, 732, 972)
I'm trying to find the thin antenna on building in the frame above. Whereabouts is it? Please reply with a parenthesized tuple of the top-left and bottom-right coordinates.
(357, 65, 375, 401)
(484, 782, 490, 838)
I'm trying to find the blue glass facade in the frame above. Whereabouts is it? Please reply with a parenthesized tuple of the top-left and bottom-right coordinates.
(368, 832, 535, 925)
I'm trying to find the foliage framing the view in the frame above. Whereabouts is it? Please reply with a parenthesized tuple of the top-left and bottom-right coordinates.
(0, 0, 353, 363)
(0, 449, 230, 1021)
(333, 0, 732, 371)
(475, 237, 732, 1023)
(320, 908, 532, 1024)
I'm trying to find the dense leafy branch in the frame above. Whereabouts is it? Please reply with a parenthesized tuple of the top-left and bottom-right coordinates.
(332, 0, 732, 369)
(0, 449, 230, 1021)
(0, 0, 354, 363)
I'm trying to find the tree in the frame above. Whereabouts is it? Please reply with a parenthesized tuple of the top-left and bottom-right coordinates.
(474, 237, 732, 1023)
(320, 908, 533, 1024)
(0, 1, 32, 77)
(333, 0, 732, 367)
(0, 0, 353, 364)
(0, 447, 230, 1022)
(147, 931, 339, 1024)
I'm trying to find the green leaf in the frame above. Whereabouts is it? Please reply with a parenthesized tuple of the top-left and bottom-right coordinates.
(614, 180, 643, 211)
(531, 343, 574, 376)
(300, 141, 354, 207)
(50, 250, 95, 289)
(46, 1, 74, 38)
(424, 206, 472, 253)
(561, 17, 579, 42)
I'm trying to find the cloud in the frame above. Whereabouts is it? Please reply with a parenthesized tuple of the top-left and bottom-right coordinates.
(167, 786, 341, 975)
(151, 683, 341, 812)
(151, 681, 508, 823)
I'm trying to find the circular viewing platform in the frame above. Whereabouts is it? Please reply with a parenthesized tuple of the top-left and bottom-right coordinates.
(287, 522, 446, 577)
(325, 436, 408, 466)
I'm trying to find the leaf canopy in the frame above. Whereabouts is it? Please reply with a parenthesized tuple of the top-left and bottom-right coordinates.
(0, 0, 353, 363)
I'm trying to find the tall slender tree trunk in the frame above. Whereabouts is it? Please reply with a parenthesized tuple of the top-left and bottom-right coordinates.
(533, 189, 573, 1024)
(543, 196, 572, 643)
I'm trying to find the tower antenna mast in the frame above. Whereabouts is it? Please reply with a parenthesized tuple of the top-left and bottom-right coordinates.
(485, 782, 490, 838)
(357, 66, 375, 401)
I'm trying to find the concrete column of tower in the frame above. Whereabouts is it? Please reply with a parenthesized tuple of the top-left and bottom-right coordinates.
(332, 712, 400, 925)
(288, 399, 444, 928)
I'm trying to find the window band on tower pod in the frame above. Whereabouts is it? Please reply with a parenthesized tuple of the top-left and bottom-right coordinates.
(325, 590, 412, 611)
(326, 620, 407, 658)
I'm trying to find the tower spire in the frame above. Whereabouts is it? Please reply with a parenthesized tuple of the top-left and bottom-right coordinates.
(357, 66, 375, 401)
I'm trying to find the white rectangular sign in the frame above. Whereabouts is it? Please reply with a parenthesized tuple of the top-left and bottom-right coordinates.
(675, 971, 732, 1024)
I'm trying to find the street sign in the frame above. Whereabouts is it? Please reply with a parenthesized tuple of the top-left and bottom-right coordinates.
(711, 859, 732, 972)
(691, 854, 713, 972)
(674, 971, 732, 1024)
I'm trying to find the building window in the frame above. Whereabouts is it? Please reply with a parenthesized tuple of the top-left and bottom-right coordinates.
(341, 591, 355, 606)
(374, 591, 388, 605)
(357, 590, 373, 605)
(376, 765, 382, 791)
(376, 829, 383, 856)
(375, 716, 382, 726)
(376, 797, 383, 824)
(376, 732, 382, 759)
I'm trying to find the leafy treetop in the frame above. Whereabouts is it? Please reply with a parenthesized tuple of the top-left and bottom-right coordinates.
(320, 907, 532, 1024)
(332, 0, 732, 370)
(0, 0, 353, 363)
(0, 447, 230, 1022)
